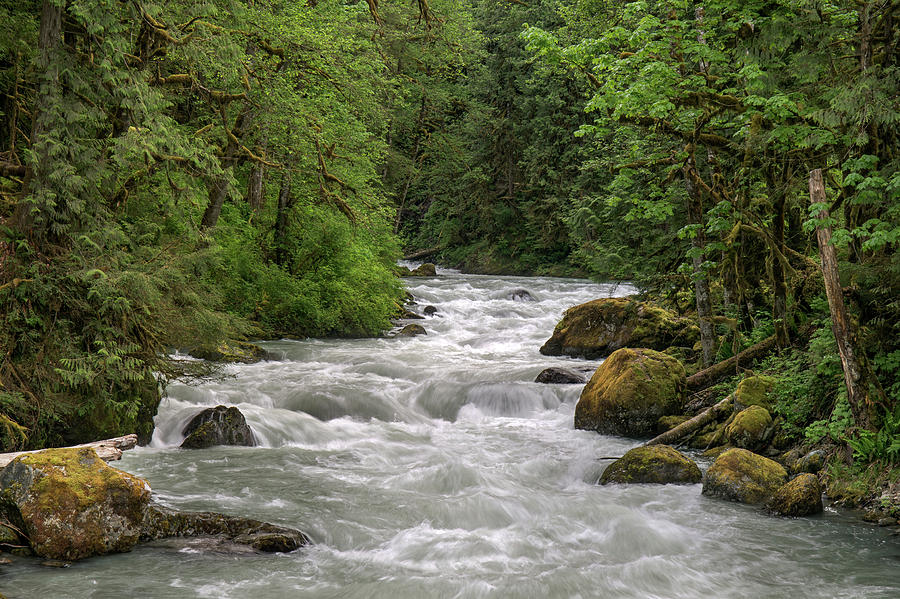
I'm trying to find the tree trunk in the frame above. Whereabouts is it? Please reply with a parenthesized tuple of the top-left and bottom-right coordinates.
(686, 335, 777, 391)
(246, 165, 265, 213)
(767, 169, 790, 349)
(0, 434, 138, 468)
(200, 109, 251, 230)
(684, 157, 716, 367)
(808, 169, 873, 430)
(274, 171, 293, 266)
(394, 96, 426, 234)
(643, 395, 733, 447)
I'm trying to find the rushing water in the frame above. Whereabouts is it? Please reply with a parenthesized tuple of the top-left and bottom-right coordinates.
(3, 269, 900, 598)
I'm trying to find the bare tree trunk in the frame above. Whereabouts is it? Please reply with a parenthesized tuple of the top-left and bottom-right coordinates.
(809, 169, 873, 430)
(246, 165, 265, 213)
(684, 156, 716, 367)
(767, 168, 790, 349)
(274, 171, 293, 267)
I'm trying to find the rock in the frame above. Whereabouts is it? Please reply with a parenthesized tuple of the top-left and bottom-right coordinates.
(688, 421, 727, 449)
(768, 474, 823, 517)
(0, 447, 151, 560)
(734, 376, 777, 411)
(599, 445, 701, 485)
(399, 308, 425, 319)
(188, 340, 268, 364)
(0, 522, 23, 549)
(423, 305, 438, 316)
(725, 405, 773, 450)
(141, 505, 309, 553)
(657, 414, 690, 433)
(397, 324, 427, 337)
(540, 298, 700, 359)
(508, 289, 536, 302)
(181, 406, 257, 449)
(407, 263, 437, 276)
(534, 367, 586, 384)
(574, 348, 686, 438)
(796, 450, 826, 474)
(702, 448, 788, 505)
(395, 265, 412, 276)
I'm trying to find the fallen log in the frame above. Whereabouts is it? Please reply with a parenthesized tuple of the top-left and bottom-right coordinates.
(403, 245, 443, 261)
(643, 395, 733, 447)
(686, 335, 777, 391)
(0, 434, 138, 468)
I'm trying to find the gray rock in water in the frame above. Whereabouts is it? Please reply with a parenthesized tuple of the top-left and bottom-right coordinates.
(397, 324, 427, 337)
(509, 288, 536, 302)
(181, 406, 257, 449)
(423, 305, 438, 316)
(534, 367, 585, 384)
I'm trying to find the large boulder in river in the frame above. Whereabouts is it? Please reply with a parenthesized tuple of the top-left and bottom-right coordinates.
(397, 324, 427, 337)
(181, 406, 257, 449)
(406, 263, 437, 276)
(702, 448, 788, 505)
(574, 348, 686, 438)
(767, 474, 823, 517)
(540, 298, 700, 359)
(599, 445, 701, 485)
(0, 448, 151, 560)
(534, 367, 586, 384)
(724, 405, 773, 451)
(188, 340, 268, 364)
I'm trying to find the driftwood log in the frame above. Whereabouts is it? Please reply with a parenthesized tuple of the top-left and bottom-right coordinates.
(0, 434, 138, 468)
(403, 245, 443, 261)
(643, 395, 733, 447)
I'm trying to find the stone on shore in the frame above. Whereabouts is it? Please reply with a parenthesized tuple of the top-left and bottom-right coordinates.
(397, 324, 427, 337)
(599, 445, 701, 485)
(768, 474, 823, 517)
(725, 405, 773, 450)
(702, 448, 788, 505)
(181, 406, 257, 449)
(539, 298, 699, 359)
(574, 348, 685, 438)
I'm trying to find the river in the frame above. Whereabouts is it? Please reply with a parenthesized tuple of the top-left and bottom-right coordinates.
(3, 269, 899, 598)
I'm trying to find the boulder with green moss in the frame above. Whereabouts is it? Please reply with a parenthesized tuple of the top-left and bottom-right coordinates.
(702, 448, 788, 504)
(768, 474, 823, 517)
(575, 348, 686, 437)
(0, 447, 151, 560)
(406, 263, 437, 276)
(734, 376, 777, 411)
(188, 340, 269, 364)
(540, 298, 700, 359)
(725, 405, 773, 450)
(599, 445, 701, 485)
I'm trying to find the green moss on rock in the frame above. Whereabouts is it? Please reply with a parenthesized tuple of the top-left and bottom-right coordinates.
(725, 405, 773, 450)
(188, 340, 268, 364)
(540, 298, 700, 359)
(734, 376, 776, 411)
(768, 474, 823, 517)
(575, 348, 686, 438)
(702, 448, 788, 505)
(0, 448, 151, 560)
(599, 445, 701, 485)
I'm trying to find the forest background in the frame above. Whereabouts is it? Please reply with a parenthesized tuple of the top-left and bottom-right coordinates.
(0, 0, 897, 503)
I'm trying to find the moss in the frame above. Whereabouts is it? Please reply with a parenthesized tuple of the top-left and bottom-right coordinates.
(734, 376, 777, 411)
(725, 405, 773, 450)
(188, 340, 268, 364)
(657, 414, 690, 433)
(575, 348, 685, 437)
(688, 421, 727, 449)
(599, 445, 701, 485)
(768, 474, 823, 517)
(702, 448, 788, 504)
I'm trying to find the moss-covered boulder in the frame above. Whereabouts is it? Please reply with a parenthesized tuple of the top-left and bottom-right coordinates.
(188, 340, 268, 364)
(397, 324, 427, 337)
(181, 406, 257, 449)
(725, 405, 773, 450)
(0, 448, 151, 560)
(734, 376, 777, 411)
(768, 474, 823, 517)
(702, 448, 788, 505)
(406, 263, 437, 276)
(540, 298, 700, 359)
(575, 348, 686, 437)
(599, 445, 701, 485)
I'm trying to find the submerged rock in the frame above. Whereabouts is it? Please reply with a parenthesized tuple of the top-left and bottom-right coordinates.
(534, 367, 586, 384)
(397, 324, 427, 337)
(0, 448, 151, 561)
(702, 448, 788, 505)
(508, 289, 536, 302)
(399, 307, 425, 319)
(188, 340, 269, 364)
(725, 405, 773, 450)
(599, 445, 701, 485)
(575, 348, 685, 438)
(423, 305, 438, 316)
(181, 406, 257, 449)
(768, 474, 823, 517)
(540, 298, 700, 359)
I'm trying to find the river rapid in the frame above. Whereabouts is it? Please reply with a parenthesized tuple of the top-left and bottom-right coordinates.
(3, 269, 899, 598)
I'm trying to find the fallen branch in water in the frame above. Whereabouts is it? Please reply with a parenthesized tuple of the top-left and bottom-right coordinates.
(686, 336, 777, 391)
(0, 434, 138, 468)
